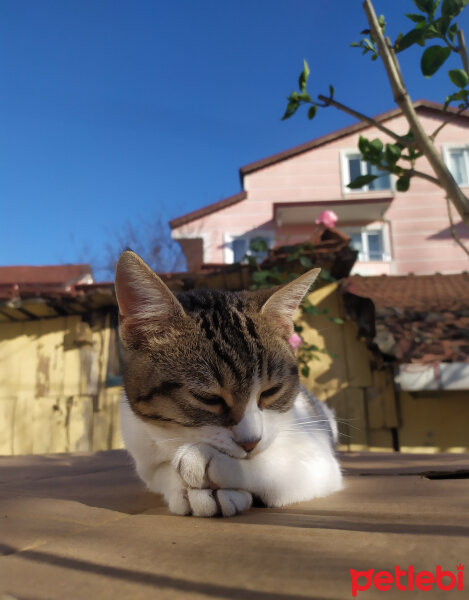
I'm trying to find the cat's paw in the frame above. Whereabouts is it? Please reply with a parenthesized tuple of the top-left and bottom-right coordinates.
(186, 489, 252, 517)
(167, 488, 191, 515)
(174, 443, 216, 489)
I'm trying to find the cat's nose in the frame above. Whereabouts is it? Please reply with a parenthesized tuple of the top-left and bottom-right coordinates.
(238, 439, 260, 453)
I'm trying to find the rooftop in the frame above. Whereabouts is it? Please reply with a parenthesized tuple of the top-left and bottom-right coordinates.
(345, 273, 469, 364)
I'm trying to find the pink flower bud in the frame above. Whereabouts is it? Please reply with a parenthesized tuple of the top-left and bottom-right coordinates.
(315, 210, 338, 228)
(288, 332, 303, 351)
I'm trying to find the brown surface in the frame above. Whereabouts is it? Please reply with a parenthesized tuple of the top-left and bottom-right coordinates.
(0, 450, 468, 599)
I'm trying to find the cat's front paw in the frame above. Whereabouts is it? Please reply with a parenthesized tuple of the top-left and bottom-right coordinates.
(186, 489, 252, 517)
(174, 443, 217, 489)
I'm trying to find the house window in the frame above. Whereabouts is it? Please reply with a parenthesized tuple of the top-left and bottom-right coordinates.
(444, 146, 469, 186)
(224, 234, 273, 264)
(347, 228, 389, 262)
(343, 152, 391, 192)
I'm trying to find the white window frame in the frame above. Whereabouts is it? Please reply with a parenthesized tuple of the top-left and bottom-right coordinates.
(340, 150, 392, 194)
(343, 223, 391, 262)
(224, 232, 274, 264)
(442, 144, 469, 187)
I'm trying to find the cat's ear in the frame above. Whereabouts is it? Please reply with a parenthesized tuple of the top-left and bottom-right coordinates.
(260, 268, 321, 337)
(115, 250, 186, 346)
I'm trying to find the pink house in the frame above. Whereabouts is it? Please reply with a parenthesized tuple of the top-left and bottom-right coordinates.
(170, 100, 469, 275)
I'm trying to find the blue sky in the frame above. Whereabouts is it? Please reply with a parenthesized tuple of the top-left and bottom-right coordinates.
(1, 0, 468, 278)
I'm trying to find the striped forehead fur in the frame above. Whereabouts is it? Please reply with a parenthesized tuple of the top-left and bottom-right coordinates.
(115, 251, 321, 429)
(121, 285, 300, 427)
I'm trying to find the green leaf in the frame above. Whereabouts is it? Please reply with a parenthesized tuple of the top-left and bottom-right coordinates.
(421, 45, 451, 77)
(282, 98, 299, 120)
(385, 143, 402, 164)
(307, 104, 317, 120)
(449, 68, 469, 88)
(394, 28, 426, 52)
(431, 15, 451, 36)
(319, 269, 336, 282)
(249, 238, 269, 253)
(358, 135, 370, 154)
(413, 0, 438, 14)
(298, 59, 310, 92)
(396, 175, 411, 192)
(347, 174, 378, 189)
(442, 0, 469, 19)
(298, 92, 313, 103)
(300, 366, 310, 378)
(252, 270, 271, 283)
(370, 138, 384, 153)
(448, 22, 459, 42)
(330, 317, 345, 325)
(302, 302, 320, 315)
(299, 256, 313, 268)
(406, 13, 427, 22)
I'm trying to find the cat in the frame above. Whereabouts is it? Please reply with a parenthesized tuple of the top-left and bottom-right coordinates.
(115, 250, 343, 517)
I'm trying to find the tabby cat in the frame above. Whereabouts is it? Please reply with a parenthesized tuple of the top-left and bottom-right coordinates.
(115, 250, 342, 517)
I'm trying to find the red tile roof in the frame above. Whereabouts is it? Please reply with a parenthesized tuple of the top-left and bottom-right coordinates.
(0, 264, 92, 285)
(346, 273, 469, 312)
(0, 265, 93, 300)
(344, 273, 469, 364)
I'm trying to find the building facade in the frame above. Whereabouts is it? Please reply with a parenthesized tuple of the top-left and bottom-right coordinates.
(170, 101, 469, 275)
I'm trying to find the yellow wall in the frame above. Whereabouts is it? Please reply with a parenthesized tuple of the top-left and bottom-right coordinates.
(1, 283, 467, 455)
(299, 284, 469, 453)
(0, 313, 123, 455)
(398, 390, 469, 453)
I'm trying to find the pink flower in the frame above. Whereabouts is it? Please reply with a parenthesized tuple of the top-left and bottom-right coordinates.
(288, 332, 303, 351)
(315, 210, 338, 228)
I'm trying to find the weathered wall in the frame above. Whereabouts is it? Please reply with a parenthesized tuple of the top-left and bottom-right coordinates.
(1, 282, 467, 455)
(300, 283, 469, 453)
(0, 313, 123, 455)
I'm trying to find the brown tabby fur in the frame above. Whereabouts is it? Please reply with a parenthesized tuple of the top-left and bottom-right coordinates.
(122, 286, 300, 429)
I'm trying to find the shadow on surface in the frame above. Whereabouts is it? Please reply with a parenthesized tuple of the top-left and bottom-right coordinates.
(0, 450, 162, 515)
(232, 510, 469, 538)
(3, 544, 334, 600)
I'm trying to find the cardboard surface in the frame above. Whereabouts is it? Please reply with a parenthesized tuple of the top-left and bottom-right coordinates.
(0, 450, 468, 599)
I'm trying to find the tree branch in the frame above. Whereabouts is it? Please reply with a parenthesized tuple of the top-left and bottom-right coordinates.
(317, 94, 411, 145)
(457, 29, 469, 77)
(404, 169, 440, 185)
(363, 0, 469, 229)
(430, 105, 468, 140)
(446, 197, 469, 257)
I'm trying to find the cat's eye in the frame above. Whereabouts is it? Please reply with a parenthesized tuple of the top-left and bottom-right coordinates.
(259, 385, 282, 399)
(192, 392, 226, 407)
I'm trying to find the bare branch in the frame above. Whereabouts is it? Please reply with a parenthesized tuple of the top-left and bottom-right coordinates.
(363, 0, 469, 229)
(446, 197, 469, 257)
(317, 95, 411, 145)
(403, 169, 440, 186)
(457, 29, 469, 77)
(430, 105, 468, 140)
